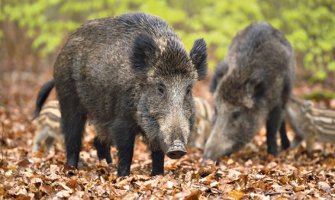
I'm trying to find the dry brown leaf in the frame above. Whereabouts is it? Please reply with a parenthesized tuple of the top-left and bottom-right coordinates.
(184, 189, 201, 200)
(317, 181, 331, 192)
(15, 194, 31, 200)
(40, 184, 53, 195)
(228, 190, 245, 200)
(66, 179, 78, 189)
(56, 190, 71, 198)
(1, 69, 335, 199)
(0, 185, 5, 196)
(18, 158, 31, 168)
(293, 186, 305, 192)
(279, 176, 290, 184)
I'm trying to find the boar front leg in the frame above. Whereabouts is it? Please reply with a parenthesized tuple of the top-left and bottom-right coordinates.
(32, 127, 49, 152)
(151, 150, 164, 175)
(279, 121, 290, 150)
(113, 124, 137, 177)
(266, 106, 284, 156)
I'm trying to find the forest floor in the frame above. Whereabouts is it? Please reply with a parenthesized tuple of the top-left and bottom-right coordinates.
(0, 69, 334, 199)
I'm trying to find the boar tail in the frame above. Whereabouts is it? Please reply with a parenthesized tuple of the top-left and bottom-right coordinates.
(32, 79, 55, 119)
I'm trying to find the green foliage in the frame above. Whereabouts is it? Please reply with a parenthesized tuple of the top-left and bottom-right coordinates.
(259, 0, 335, 82)
(1, 0, 334, 80)
(304, 90, 335, 101)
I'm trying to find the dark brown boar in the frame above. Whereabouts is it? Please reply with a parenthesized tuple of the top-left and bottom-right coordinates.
(34, 13, 207, 176)
(204, 22, 294, 160)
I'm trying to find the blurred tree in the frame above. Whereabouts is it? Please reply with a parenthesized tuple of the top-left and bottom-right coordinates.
(260, 0, 335, 82)
(0, 0, 334, 81)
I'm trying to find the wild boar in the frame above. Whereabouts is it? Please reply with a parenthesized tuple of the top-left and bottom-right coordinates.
(32, 100, 62, 152)
(204, 22, 294, 160)
(286, 97, 335, 153)
(34, 13, 207, 176)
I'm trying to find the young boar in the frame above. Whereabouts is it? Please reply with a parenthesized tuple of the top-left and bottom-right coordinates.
(286, 97, 335, 152)
(32, 97, 212, 156)
(32, 100, 62, 152)
(35, 13, 207, 176)
(204, 22, 294, 160)
(188, 97, 213, 149)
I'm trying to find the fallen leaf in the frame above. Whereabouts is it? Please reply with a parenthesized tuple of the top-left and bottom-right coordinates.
(228, 190, 245, 200)
(56, 190, 71, 198)
(317, 181, 331, 192)
(66, 179, 78, 189)
(184, 189, 201, 200)
(293, 186, 305, 192)
(40, 184, 53, 195)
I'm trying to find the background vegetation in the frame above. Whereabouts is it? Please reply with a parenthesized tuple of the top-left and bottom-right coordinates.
(1, 1, 335, 198)
(1, 0, 335, 82)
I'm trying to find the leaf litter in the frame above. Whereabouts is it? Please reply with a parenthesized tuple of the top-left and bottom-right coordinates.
(0, 70, 334, 199)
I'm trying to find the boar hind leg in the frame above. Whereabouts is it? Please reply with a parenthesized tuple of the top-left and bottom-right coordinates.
(59, 95, 87, 167)
(151, 150, 164, 176)
(305, 133, 315, 154)
(279, 121, 290, 150)
(93, 136, 112, 164)
(266, 106, 284, 156)
(45, 136, 55, 151)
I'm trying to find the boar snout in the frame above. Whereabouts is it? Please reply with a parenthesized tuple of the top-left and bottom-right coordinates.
(166, 140, 187, 159)
(203, 146, 233, 161)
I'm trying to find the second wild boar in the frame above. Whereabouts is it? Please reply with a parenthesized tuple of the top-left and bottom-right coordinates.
(204, 22, 295, 160)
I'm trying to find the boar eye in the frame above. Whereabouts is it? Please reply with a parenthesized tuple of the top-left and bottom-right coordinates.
(186, 85, 192, 95)
(232, 111, 241, 120)
(157, 83, 165, 96)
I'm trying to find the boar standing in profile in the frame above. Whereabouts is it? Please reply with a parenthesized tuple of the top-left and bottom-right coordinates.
(286, 97, 335, 152)
(204, 22, 295, 160)
(34, 13, 207, 176)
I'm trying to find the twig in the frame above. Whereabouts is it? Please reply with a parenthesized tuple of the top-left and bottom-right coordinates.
(0, 121, 4, 162)
(265, 191, 294, 196)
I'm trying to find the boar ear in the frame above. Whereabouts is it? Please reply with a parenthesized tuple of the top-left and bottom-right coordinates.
(131, 33, 159, 74)
(210, 61, 229, 93)
(190, 39, 207, 80)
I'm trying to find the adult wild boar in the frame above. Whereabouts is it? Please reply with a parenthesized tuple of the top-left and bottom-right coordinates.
(204, 22, 294, 160)
(35, 13, 207, 176)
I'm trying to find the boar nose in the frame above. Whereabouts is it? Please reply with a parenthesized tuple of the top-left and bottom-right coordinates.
(166, 140, 186, 159)
(203, 150, 216, 161)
